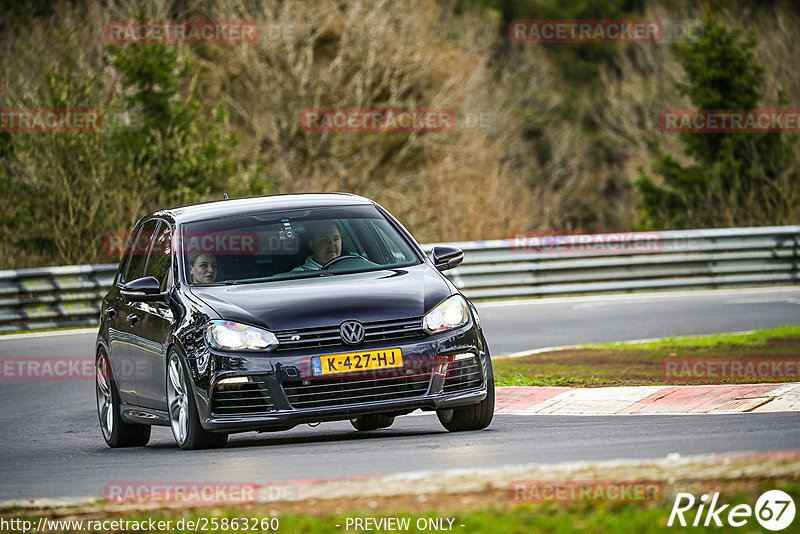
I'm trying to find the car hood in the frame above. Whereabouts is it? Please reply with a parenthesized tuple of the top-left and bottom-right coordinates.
(189, 264, 453, 330)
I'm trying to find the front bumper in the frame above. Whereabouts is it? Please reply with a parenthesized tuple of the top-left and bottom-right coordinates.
(185, 323, 489, 433)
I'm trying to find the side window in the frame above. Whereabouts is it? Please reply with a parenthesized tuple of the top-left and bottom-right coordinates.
(144, 222, 173, 290)
(121, 220, 159, 284)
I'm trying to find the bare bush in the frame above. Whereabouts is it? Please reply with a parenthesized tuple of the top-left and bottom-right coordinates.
(193, 0, 533, 241)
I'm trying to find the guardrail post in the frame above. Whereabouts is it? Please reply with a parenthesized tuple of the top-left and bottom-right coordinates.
(782, 231, 800, 284)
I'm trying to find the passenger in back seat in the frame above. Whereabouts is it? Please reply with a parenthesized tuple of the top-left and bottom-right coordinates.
(188, 254, 218, 283)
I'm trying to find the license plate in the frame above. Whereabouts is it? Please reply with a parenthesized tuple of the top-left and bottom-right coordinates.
(311, 348, 403, 376)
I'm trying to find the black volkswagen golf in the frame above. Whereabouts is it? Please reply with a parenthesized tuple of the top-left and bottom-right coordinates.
(96, 193, 494, 449)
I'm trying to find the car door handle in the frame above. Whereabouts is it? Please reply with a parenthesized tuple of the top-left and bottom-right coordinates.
(126, 314, 140, 326)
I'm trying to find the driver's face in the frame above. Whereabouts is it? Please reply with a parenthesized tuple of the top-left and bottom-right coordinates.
(310, 224, 341, 266)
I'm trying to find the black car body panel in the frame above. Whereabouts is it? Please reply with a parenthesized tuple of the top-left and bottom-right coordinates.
(189, 265, 451, 330)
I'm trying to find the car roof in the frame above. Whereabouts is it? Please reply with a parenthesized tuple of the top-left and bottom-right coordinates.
(151, 193, 376, 224)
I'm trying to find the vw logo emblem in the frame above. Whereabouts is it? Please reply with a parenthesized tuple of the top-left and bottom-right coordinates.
(340, 320, 365, 345)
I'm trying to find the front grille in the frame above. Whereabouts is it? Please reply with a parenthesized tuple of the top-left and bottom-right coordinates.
(275, 317, 425, 351)
(283, 372, 431, 409)
(442, 355, 484, 393)
(210, 376, 275, 416)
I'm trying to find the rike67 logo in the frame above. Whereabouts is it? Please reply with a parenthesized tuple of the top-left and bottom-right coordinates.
(668, 490, 796, 531)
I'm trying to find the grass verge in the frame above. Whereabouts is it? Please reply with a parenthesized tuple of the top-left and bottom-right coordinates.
(3, 481, 797, 533)
(493, 325, 800, 387)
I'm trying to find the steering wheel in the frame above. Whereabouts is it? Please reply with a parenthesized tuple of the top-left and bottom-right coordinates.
(321, 254, 375, 270)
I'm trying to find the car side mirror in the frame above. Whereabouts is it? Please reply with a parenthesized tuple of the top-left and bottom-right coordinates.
(432, 246, 464, 271)
(121, 276, 168, 302)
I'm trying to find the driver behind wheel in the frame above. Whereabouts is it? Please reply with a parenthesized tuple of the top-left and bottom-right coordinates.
(291, 221, 342, 271)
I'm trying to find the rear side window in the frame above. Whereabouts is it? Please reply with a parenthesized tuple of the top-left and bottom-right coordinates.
(120, 220, 159, 284)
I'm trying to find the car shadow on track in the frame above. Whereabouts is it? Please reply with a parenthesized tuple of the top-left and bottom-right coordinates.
(227, 429, 446, 449)
(136, 427, 446, 451)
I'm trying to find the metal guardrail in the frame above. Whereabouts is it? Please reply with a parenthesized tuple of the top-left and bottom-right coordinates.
(0, 226, 798, 333)
(422, 226, 799, 299)
(0, 264, 117, 333)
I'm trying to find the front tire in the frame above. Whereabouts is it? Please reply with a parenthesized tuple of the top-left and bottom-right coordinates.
(96, 350, 151, 447)
(167, 350, 227, 450)
(437, 355, 495, 432)
(350, 414, 395, 431)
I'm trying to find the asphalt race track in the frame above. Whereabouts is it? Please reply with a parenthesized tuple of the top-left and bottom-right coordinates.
(1, 287, 799, 502)
(478, 287, 800, 355)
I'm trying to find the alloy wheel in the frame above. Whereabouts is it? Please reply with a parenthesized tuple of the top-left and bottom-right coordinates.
(167, 355, 189, 445)
(95, 355, 113, 441)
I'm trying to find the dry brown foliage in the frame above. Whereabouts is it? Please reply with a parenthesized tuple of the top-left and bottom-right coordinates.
(0, 0, 797, 268)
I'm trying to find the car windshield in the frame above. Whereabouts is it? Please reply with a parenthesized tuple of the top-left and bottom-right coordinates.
(181, 205, 421, 285)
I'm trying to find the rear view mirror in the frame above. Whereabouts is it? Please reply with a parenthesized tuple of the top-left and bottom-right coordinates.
(431, 246, 464, 271)
(121, 276, 168, 302)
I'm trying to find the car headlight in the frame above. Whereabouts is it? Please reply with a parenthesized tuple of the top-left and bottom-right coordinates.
(423, 295, 470, 334)
(205, 320, 278, 351)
